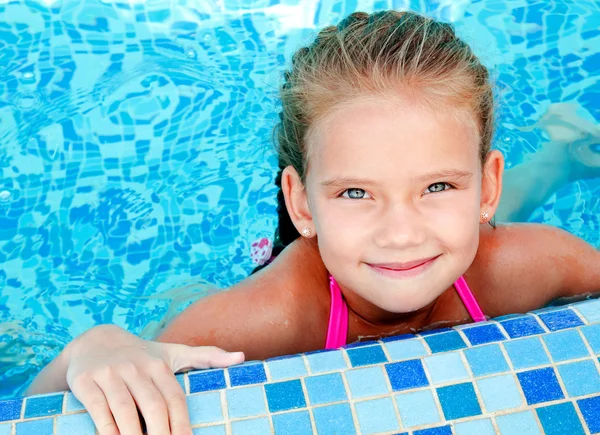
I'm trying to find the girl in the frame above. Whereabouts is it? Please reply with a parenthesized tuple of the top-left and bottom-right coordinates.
(27, 10, 600, 435)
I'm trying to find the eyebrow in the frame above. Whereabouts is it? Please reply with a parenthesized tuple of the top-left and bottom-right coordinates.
(321, 169, 474, 188)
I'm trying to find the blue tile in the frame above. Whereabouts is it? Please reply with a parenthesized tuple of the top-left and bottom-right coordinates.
(345, 366, 389, 398)
(346, 345, 387, 367)
(536, 402, 585, 435)
(436, 382, 482, 420)
(381, 333, 414, 342)
(57, 413, 96, 435)
(65, 393, 85, 412)
(265, 380, 306, 412)
(305, 373, 347, 405)
(226, 386, 266, 418)
(24, 394, 63, 418)
(454, 418, 495, 435)
(499, 316, 545, 338)
(557, 359, 600, 397)
(543, 329, 590, 361)
(312, 403, 356, 435)
(354, 397, 399, 434)
(16, 418, 53, 435)
(413, 426, 452, 435)
(187, 392, 223, 425)
(420, 328, 453, 336)
(228, 363, 267, 387)
(538, 309, 584, 331)
(344, 340, 378, 349)
(193, 426, 226, 435)
(385, 360, 429, 391)
(189, 369, 226, 393)
(267, 356, 307, 380)
(424, 331, 467, 353)
(503, 337, 550, 369)
(496, 411, 542, 435)
(424, 352, 469, 384)
(578, 395, 600, 433)
(517, 367, 564, 405)
(462, 324, 507, 345)
(230, 417, 270, 435)
(476, 374, 523, 412)
(176, 373, 186, 392)
(0, 398, 22, 422)
(273, 410, 313, 435)
(384, 338, 428, 361)
(581, 324, 600, 353)
(0, 425, 10, 435)
(574, 300, 600, 322)
(395, 389, 440, 427)
(464, 344, 510, 376)
(306, 350, 347, 373)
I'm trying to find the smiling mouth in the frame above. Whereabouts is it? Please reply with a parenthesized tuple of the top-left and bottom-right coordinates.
(367, 255, 440, 278)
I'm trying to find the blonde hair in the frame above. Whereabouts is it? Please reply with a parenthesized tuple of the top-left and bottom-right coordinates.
(273, 10, 495, 246)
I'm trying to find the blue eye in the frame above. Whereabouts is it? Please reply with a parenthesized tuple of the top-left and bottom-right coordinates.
(341, 188, 370, 199)
(426, 182, 452, 193)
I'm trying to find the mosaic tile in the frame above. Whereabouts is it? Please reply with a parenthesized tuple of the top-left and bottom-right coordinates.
(499, 316, 546, 338)
(345, 366, 389, 398)
(344, 340, 378, 349)
(65, 393, 85, 412)
(312, 403, 356, 435)
(384, 337, 429, 361)
(192, 426, 226, 435)
(228, 363, 267, 387)
(57, 413, 96, 435)
(577, 395, 600, 433)
(413, 425, 452, 435)
(264, 380, 306, 412)
(503, 336, 550, 369)
(462, 324, 507, 345)
(517, 367, 564, 405)
(305, 350, 347, 374)
(385, 360, 429, 391)
(557, 359, 600, 397)
(0, 425, 10, 435)
(574, 300, 600, 323)
(496, 410, 542, 435)
(305, 373, 347, 405)
(423, 331, 467, 353)
(16, 418, 53, 435)
(436, 382, 482, 420)
(354, 397, 399, 434)
(187, 392, 223, 425)
(230, 416, 270, 435)
(536, 402, 585, 435)
(453, 418, 496, 435)
(226, 386, 266, 418)
(346, 345, 387, 367)
(267, 356, 307, 380)
(476, 374, 523, 412)
(424, 352, 469, 384)
(0, 398, 22, 422)
(464, 343, 510, 376)
(581, 323, 600, 353)
(176, 373, 186, 392)
(542, 329, 590, 361)
(538, 309, 585, 331)
(395, 389, 440, 427)
(272, 410, 313, 435)
(24, 394, 63, 419)
(189, 369, 226, 393)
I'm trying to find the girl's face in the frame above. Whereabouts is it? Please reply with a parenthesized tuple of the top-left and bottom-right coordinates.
(295, 96, 502, 318)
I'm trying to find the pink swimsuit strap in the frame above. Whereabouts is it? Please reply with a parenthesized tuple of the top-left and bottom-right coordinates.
(324, 274, 486, 349)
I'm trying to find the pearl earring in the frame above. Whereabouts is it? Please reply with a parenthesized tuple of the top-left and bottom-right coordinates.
(301, 227, 312, 237)
(480, 211, 489, 222)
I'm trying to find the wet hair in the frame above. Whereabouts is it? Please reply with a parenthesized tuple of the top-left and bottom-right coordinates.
(268, 10, 496, 264)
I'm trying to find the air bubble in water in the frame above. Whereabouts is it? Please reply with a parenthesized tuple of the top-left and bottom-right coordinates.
(186, 47, 197, 59)
(203, 33, 211, 41)
(0, 190, 11, 202)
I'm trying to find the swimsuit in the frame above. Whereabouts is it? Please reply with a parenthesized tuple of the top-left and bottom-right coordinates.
(325, 274, 486, 349)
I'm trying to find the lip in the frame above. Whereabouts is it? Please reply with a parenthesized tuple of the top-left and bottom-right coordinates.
(367, 255, 440, 279)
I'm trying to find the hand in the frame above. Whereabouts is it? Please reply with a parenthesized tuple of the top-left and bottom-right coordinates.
(65, 324, 244, 435)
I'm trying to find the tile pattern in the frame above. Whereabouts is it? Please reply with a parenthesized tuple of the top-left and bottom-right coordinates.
(4, 303, 600, 434)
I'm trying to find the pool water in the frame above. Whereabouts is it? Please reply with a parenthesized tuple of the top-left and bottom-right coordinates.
(0, 0, 598, 400)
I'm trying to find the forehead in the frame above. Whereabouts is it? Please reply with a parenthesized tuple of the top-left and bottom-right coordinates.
(306, 96, 480, 179)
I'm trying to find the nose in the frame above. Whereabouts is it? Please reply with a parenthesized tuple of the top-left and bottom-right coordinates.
(372, 203, 427, 250)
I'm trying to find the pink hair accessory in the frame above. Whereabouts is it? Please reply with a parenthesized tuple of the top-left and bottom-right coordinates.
(250, 237, 274, 265)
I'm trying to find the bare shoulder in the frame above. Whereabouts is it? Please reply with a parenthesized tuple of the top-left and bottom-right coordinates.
(157, 237, 331, 360)
(469, 223, 600, 317)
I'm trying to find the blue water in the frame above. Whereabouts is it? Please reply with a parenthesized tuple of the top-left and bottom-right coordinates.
(0, 0, 598, 399)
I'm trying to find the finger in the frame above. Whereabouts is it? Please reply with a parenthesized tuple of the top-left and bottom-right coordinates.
(71, 380, 121, 435)
(96, 375, 144, 435)
(123, 370, 170, 435)
(167, 344, 244, 372)
(150, 368, 192, 435)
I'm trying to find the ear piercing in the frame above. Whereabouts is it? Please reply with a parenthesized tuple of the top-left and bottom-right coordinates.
(301, 227, 312, 237)
(480, 210, 489, 222)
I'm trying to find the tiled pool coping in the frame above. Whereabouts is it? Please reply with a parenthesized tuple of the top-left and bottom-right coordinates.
(2, 299, 600, 434)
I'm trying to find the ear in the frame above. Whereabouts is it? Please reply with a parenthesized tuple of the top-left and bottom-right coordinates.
(281, 165, 316, 235)
(481, 150, 504, 220)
